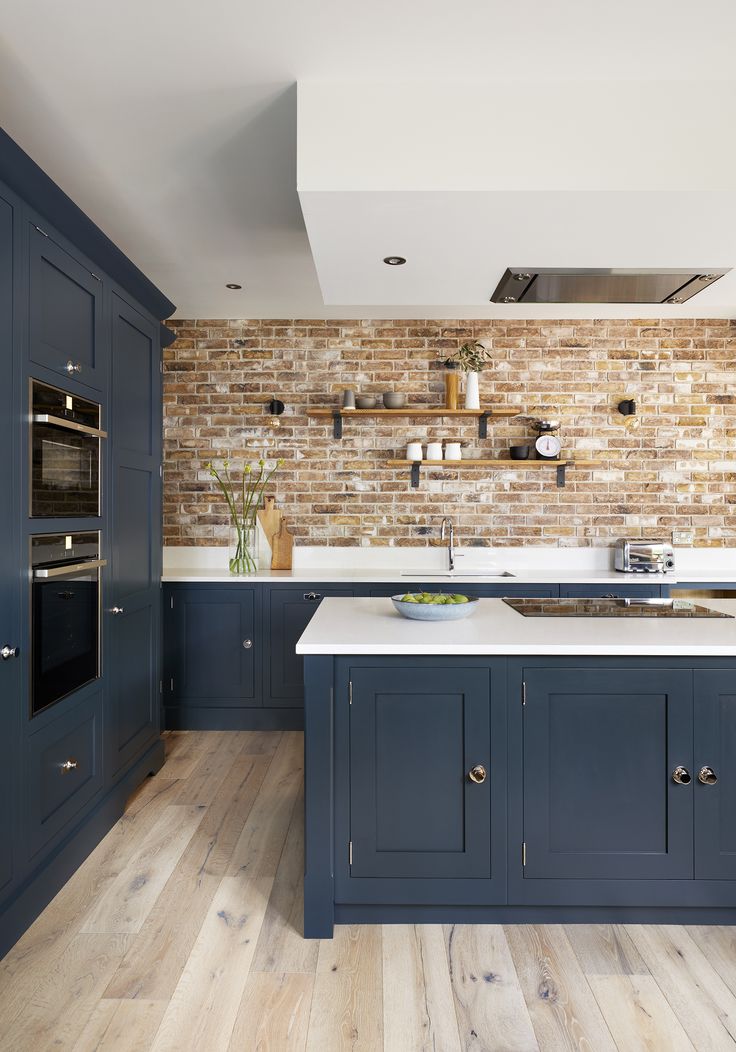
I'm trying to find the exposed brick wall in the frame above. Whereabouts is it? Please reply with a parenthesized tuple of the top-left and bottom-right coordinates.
(163, 318, 736, 548)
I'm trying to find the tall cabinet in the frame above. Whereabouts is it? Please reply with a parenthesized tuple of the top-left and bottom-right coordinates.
(0, 128, 174, 957)
(0, 187, 20, 900)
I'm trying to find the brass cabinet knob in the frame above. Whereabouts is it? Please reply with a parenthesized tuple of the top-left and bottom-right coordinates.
(672, 765, 691, 785)
(468, 764, 487, 784)
(698, 766, 718, 785)
(60, 759, 78, 774)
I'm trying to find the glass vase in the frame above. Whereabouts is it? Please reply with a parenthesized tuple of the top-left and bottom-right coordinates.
(228, 521, 259, 575)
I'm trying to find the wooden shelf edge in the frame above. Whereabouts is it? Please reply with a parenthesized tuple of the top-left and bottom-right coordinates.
(307, 408, 519, 418)
(386, 459, 598, 468)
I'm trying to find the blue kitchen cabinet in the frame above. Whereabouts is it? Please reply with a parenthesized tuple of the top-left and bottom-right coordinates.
(0, 188, 19, 899)
(106, 294, 161, 777)
(695, 669, 736, 879)
(165, 585, 259, 719)
(264, 586, 353, 707)
(28, 219, 106, 392)
(520, 666, 693, 882)
(25, 688, 104, 863)
(559, 583, 663, 599)
(330, 658, 507, 909)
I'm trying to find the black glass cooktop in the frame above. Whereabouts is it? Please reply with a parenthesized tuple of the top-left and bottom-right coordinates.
(503, 598, 733, 618)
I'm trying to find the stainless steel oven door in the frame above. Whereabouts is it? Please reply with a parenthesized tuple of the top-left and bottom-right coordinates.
(31, 558, 105, 716)
(30, 380, 106, 518)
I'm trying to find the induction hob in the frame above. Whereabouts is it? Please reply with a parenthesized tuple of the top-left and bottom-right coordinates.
(503, 598, 733, 618)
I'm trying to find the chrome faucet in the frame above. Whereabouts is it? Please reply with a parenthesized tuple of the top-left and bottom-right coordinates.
(440, 518, 455, 572)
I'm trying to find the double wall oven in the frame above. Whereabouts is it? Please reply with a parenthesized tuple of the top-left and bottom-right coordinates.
(29, 381, 108, 716)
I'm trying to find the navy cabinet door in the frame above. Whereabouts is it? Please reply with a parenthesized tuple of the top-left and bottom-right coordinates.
(349, 666, 492, 879)
(559, 584, 662, 599)
(169, 587, 257, 705)
(28, 223, 105, 390)
(266, 587, 352, 706)
(523, 667, 693, 880)
(107, 295, 160, 775)
(694, 669, 736, 879)
(0, 191, 18, 895)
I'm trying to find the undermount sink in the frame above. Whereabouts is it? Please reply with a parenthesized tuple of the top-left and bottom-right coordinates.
(400, 570, 516, 578)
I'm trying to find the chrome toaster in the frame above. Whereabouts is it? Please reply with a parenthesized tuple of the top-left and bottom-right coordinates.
(614, 539, 675, 574)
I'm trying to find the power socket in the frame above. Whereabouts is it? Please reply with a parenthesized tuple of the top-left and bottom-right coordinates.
(672, 530, 694, 546)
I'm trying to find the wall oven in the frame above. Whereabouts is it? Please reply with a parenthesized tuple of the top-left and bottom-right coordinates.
(31, 380, 106, 518)
(31, 532, 105, 716)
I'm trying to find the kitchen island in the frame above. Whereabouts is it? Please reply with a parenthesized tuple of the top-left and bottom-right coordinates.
(297, 596, 736, 937)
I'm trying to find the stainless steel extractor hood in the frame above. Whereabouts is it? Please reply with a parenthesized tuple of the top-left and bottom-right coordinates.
(490, 268, 730, 304)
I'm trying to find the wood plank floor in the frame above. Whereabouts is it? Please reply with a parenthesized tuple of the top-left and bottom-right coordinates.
(1, 730, 735, 1051)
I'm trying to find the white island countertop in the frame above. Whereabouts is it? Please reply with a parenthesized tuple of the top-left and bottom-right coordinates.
(296, 597, 736, 657)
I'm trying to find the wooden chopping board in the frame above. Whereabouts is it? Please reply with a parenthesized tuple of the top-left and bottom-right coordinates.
(271, 518, 294, 570)
(257, 496, 294, 569)
(257, 496, 281, 552)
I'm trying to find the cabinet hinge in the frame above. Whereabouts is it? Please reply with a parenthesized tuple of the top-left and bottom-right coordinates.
(90, 271, 101, 282)
(522, 681, 526, 706)
(349, 841, 353, 866)
(34, 224, 49, 237)
(522, 842, 526, 867)
(159, 680, 163, 695)
(170, 595, 174, 609)
(160, 360, 164, 374)
(170, 677, 174, 692)
(160, 465, 163, 478)
(349, 680, 352, 705)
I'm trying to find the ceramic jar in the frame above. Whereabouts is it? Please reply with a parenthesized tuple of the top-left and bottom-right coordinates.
(426, 441, 443, 461)
(406, 441, 423, 461)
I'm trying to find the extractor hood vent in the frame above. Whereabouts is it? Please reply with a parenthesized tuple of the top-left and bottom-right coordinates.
(490, 268, 730, 305)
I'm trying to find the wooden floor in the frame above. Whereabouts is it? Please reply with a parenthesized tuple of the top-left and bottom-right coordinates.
(2, 731, 736, 1051)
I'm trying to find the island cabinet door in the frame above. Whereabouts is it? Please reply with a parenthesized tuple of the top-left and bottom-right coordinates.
(694, 670, 736, 879)
(522, 667, 693, 881)
(349, 666, 492, 880)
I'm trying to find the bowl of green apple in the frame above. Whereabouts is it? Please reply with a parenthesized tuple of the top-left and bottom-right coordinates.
(391, 592, 479, 621)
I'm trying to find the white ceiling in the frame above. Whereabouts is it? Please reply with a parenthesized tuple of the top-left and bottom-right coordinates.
(2, 0, 736, 318)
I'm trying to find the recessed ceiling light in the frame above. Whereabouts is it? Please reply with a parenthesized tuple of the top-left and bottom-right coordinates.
(225, 283, 243, 289)
(383, 256, 406, 266)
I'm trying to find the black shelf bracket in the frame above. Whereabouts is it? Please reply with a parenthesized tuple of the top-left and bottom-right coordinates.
(332, 411, 343, 439)
(410, 461, 421, 489)
(478, 411, 491, 438)
(556, 462, 567, 488)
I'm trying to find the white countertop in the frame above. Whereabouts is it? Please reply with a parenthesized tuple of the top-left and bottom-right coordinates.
(161, 544, 736, 585)
(295, 597, 736, 656)
(161, 565, 678, 585)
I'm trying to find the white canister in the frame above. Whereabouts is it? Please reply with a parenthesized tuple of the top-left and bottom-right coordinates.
(426, 441, 443, 461)
(406, 441, 423, 461)
(444, 442, 462, 460)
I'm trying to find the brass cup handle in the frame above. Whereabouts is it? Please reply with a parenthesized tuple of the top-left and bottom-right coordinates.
(468, 764, 487, 784)
(698, 766, 718, 785)
(60, 759, 78, 774)
(672, 765, 691, 785)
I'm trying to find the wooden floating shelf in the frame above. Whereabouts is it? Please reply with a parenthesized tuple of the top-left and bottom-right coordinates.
(307, 406, 519, 438)
(386, 458, 598, 489)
